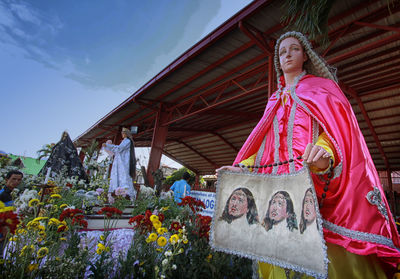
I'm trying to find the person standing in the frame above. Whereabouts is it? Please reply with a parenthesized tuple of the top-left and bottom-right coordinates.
(170, 172, 191, 203)
(217, 31, 400, 277)
(103, 127, 137, 200)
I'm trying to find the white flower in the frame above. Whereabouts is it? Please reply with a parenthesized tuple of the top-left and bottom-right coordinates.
(172, 264, 177, 270)
(164, 250, 172, 257)
(160, 275, 166, 279)
(162, 259, 168, 266)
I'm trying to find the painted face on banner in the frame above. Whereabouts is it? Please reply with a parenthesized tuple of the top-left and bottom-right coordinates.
(269, 193, 288, 222)
(303, 191, 316, 223)
(279, 37, 307, 75)
(228, 190, 248, 217)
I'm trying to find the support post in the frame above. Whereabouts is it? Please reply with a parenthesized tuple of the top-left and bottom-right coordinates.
(78, 149, 85, 163)
(147, 105, 169, 187)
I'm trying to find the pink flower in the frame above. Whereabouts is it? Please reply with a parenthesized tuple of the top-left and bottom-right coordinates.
(96, 188, 104, 195)
(108, 193, 115, 204)
(115, 187, 127, 197)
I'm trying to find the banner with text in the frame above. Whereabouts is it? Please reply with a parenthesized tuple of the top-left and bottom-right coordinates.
(190, 190, 216, 217)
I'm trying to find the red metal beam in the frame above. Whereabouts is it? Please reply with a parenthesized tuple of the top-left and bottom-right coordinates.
(328, 33, 400, 64)
(340, 59, 400, 83)
(359, 84, 400, 97)
(354, 21, 400, 33)
(164, 83, 267, 126)
(354, 76, 400, 93)
(340, 82, 390, 169)
(239, 21, 273, 54)
(146, 106, 169, 187)
(213, 132, 239, 153)
(177, 140, 218, 168)
(348, 70, 400, 88)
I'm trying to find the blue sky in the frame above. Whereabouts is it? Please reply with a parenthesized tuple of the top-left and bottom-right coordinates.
(0, 0, 252, 168)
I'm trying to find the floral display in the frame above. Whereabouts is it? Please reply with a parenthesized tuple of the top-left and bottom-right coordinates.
(0, 159, 252, 278)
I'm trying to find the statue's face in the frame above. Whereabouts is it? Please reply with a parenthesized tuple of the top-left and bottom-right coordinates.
(269, 193, 288, 222)
(278, 37, 307, 75)
(228, 190, 248, 217)
(303, 191, 316, 223)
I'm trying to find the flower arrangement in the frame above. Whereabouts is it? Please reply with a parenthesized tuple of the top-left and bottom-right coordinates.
(1, 163, 252, 278)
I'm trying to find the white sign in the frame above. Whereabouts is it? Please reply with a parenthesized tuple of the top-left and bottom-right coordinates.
(190, 190, 216, 217)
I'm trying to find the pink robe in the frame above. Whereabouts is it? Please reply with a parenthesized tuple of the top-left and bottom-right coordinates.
(234, 74, 400, 269)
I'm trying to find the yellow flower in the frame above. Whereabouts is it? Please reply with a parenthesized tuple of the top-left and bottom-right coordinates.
(100, 235, 105, 241)
(178, 248, 184, 254)
(150, 215, 159, 222)
(33, 217, 48, 222)
(153, 220, 162, 230)
(60, 204, 68, 209)
(96, 248, 103, 255)
(0, 259, 4, 264)
(37, 247, 49, 259)
(178, 229, 183, 233)
(28, 199, 40, 207)
(183, 239, 188, 244)
(169, 234, 179, 245)
(157, 236, 167, 247)
(38, 225, 46, 231)
(206, 254, 213, 262)
(16, 228, 27, 235)
(47, 180, 56, 186)
(59, 237, 67, 241)
(20, 245, 34, 256)
(145, 238, 151, 243)
(50, 194, 61, 199)
(161, 206, 169, 212)
(9, 237, 17, 242)
(27, 263, 39, 272)
(57, 224, 68, 232)
(96, 243, 107, 255)
(49, 218, 60, 226)
(55, 257, 61, 261)
(0, 201, 4, 208)
(148, 233, 157, 242)
(157, 227, 167, 235)
(0, 205, 15, 213)
(97, 243, 106, 250)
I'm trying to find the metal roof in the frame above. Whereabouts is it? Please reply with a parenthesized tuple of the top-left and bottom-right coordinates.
(75, 0, 400, 175)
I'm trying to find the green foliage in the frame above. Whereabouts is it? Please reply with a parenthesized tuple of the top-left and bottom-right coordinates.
(83, 139, 100, 163)
(164, 167, 196, 186)
(36, 143, 55, 162)
(0, 156, 11, 168)
(281, 0, 335, 44)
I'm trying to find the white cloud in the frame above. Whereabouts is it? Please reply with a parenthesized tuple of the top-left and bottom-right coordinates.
(0, 1, 15, 28)
(9, 2, 41, 25)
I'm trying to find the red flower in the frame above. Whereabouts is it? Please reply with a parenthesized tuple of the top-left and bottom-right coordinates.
(194, 215, 211, 241)
(128, 210, 164, 234)
(178, 196, 206, 214)
(0, 211, 20, 235)
(71, 215, 88, 229)
(57, 225, 67, 233)
(97, 207, 123, 218)
(72, 218, 88, 228)
(59, 208, 84, 221)
(169, 221, 182, 231)
(66, 183, 73, 188)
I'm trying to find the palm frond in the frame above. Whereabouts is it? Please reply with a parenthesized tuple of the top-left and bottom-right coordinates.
(281, 0, 335, 44)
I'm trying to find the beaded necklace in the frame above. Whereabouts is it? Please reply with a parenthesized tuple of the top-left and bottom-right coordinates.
(234, 156, 334, 208)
